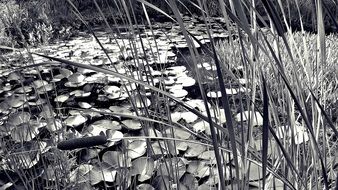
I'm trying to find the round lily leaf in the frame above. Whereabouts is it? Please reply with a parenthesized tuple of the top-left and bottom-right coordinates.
(127, 140, 147, 159)
(11, 123, 39, 142)
(234, 111, 263, 126)
(122, 120, 142, 130)
(184, 143, 206, 158)
(136, 184, 155, 190)
(7, 111, 31, 126)
(131, 157, 155, 182)
(54, 94, 69, 103)
(102, 151, 131, 168)
(64, 114, 87, 127)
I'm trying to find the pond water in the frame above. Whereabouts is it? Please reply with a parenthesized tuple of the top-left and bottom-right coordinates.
(0, 16, 289, 189)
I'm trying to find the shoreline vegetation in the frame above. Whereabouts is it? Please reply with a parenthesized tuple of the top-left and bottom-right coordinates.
(0, 0, 337, 189)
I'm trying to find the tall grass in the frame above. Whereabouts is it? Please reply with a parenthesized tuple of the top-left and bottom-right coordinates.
(0, 0, 337, 189)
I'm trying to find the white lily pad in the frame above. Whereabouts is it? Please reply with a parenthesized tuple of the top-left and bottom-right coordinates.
(234, 111, 263, 126)
(68, 73, 86, 83)
(54, 94, 69, 103)
(165, 127, 191, 139)
(136, 184, 155, 190)
(131, 157, 155, 182)
(102, 151, 131, 168)
(7, 111, 31, 126)
(170, 88, 188, 99)
(64, 114, 87, 127)
(11, 123, 39, 142)
(89, 166, 117, 185)
(276, 123, 309, 144)
(184, 143, 207, 158)
(78, 102, 92, 109)
(176, 76, 195, 87)
(122, 120, 142, 130)
(127, 140, 147, 159)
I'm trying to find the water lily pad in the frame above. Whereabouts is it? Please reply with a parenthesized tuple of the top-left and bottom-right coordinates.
(187, 160, 210, 178)
(59, 68, 73, 78)
(103, 85, 121, 98)
(85, 119, 121, 136)
(176, 76, 195, 87)
(165, 127, 191, 139)
(276, 123, 309, 144)
(70, 90, 91, 97)
(32, 80, 48, 89)
(78, 102, 92, 109)
(7, 111, 31, 126)
(46, 119, 63, 131)
(7, 94, 28, 108)
(36, 83, 54, 94)
(184, 143, 207, 158)
(193, 120, 208, 133)
(106, 130, 123, 146)
(132, 95, 151, 108)
(64, 114, 87, 127)
(131, 157, 155, 182)
(68, 73, 86, 83)
(54, 94, 69, 103)
(206, 91, 222, 98)
(69, 164, 93, 183)
(102, 151, 131, 168)
(170, 111, 198, 123)
(127, 140, 147, 159)
(234, 111, 263, 126)
(186, 99, 210, 112)
(89, 166, 117, 185)
(180, 173, 198, 190)
(170, 88, 188, 99)
(122, 119, 142, 130)
(7, 71, 22, 81)
(136, 184, 155, 190)
(11, 123, 39, 142)
(15, 86, 33, 94)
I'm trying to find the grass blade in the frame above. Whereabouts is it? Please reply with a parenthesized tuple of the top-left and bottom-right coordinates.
(261, 73, 269, 190)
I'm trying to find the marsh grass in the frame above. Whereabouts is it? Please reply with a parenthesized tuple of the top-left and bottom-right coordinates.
(0, 0, 337, 189)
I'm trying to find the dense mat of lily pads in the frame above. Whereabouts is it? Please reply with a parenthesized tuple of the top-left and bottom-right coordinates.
(0, 15, 336, 190)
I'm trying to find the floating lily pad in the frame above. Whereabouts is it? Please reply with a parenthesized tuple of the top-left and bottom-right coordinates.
(11, 123, 39, 142)
(46, 119, 63, 131)
(89, 166, 117, 185)
(193, 120, 208, 133)
(186, 99, 210, 112)
(176, 76, 195, 87)
(136, 184, 155, 190)
(7, 111, 31, 126)
(7, 94, 28, 108)
(206, 91, 222, 98)
(102, 151, 131, 168)
(54, 94, 69, 103)
(32, 80, 49, 89)
(276, 123, 309, 144)
(68, 73, 86, 83)
(64, 114, 87, 127)
(70, 90, 91, 97)
(170, 88, 188, 99)
(234, 111, 263, 126)
(131, 157, 154, 182)
(15, 86, 33, 94)
(127, 140, 147, 159)
(165, 127, 191, 139)
(187, 160, 210, 178)
(78, 102, 92, 109)
(69, 164, 93, 183)
(122, 120, 142, 130)
(184, 143, 207, 158)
